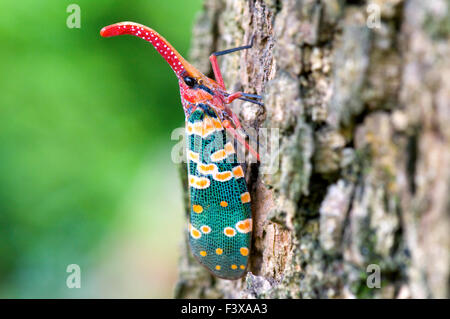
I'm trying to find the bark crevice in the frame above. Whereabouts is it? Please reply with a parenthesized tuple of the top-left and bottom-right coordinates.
(175, 0, 450, 299)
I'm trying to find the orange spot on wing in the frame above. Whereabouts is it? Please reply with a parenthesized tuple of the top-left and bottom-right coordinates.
(224, 142, 235, 155)
(190, 228, 201, 239)
(213, 118, 223, 129)
(232, 165, 244, 178)
(236, 219, 252, 234)
(205, 123, 214, 131)
(198, 163, 217, 175)
(196, 179, 209, 188)
(224, 227, 236, 237)
(193, 122, 203, 135)
(220, 201, 228, 207)
(200, 251, 207, 257)
(240, 247, 249, 256)
(215, 265, 221, 270)
(216, 248, 223, 255)
(202, 118, 216, 137)
(193, 205, 203, 213)
(231, 264, 238, 270)
(189, 175, 210, 189)
(211, 149, 227, 162)
(200, 225, 211, 234)
(214, 171, 232, 181)
(241, 192, 251, 203)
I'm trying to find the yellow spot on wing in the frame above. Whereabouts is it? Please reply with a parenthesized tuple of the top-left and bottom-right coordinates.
(200, 251, 207, 257)
(216, 248, 223, 255)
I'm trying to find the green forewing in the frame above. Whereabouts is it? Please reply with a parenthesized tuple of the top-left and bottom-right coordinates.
(186, 103, 252, 279)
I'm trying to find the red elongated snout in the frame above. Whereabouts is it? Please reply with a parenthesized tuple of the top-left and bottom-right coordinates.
(100, 21, 202, 79)
(100, 24, 123, 37)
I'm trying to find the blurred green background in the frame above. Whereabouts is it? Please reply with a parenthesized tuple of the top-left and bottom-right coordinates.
(0, 0, 203, 298)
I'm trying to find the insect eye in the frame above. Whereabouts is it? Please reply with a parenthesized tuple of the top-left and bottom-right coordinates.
(184, 76, 197, 88)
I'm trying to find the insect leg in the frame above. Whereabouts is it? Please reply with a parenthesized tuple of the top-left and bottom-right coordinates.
(223, 120, 260, 162)
(240, 93, 262, 99)
(224, 101, 262, 160)
(209, 36, 255, 90)
(225, 92, 264, 106)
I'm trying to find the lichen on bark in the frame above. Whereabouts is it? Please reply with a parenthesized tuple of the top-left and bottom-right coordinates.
(175, 0, 450, 299)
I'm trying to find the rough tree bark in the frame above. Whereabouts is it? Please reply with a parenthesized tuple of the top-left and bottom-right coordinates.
(174, 0, 449, 298)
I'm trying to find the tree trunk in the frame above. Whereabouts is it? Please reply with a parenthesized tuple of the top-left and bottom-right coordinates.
(175, 0, 450, 299)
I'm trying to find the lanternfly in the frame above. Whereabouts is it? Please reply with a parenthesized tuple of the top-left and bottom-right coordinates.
(100, 21, 262, 279)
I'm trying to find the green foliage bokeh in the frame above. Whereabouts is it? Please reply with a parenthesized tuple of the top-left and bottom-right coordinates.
(0, 0, 203, 297)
